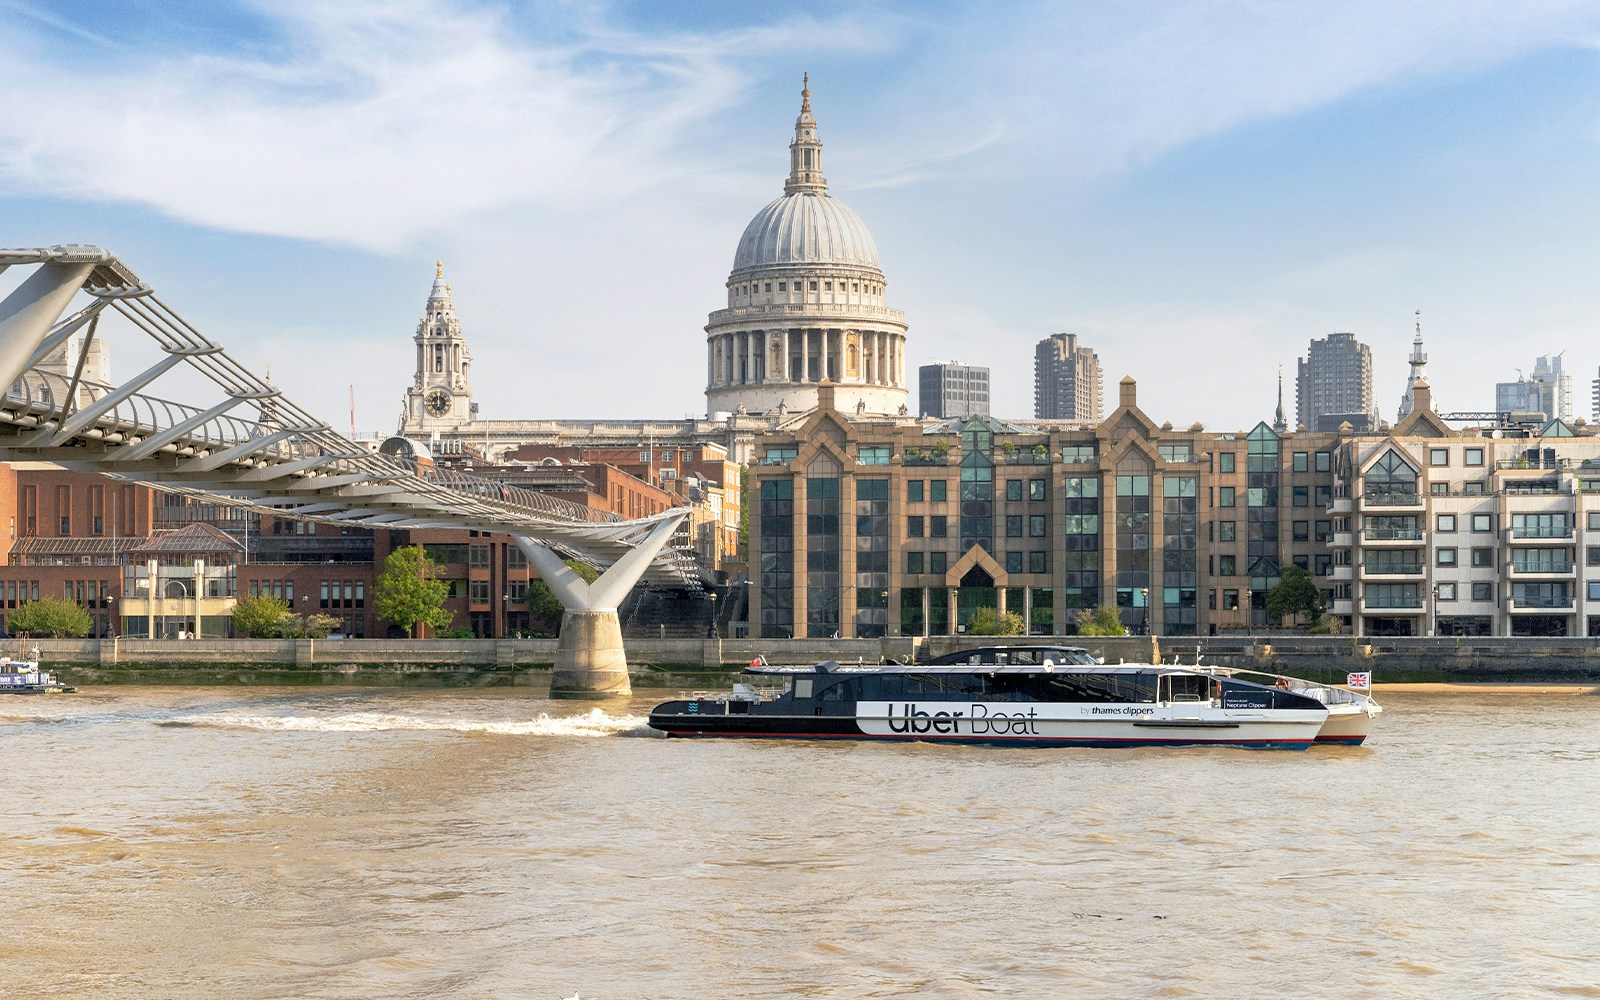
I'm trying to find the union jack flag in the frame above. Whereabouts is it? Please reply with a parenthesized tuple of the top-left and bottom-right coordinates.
(1347, 671, 1372, 690)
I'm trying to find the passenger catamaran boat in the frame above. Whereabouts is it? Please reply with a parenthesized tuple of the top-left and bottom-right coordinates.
(648, 646, 1381, 749)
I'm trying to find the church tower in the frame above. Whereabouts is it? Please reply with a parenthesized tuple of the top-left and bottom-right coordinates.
(1397, 310, 1428, 419)
(401, 261, 475, 435)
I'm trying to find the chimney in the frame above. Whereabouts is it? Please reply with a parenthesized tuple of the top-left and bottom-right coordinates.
(1119, 376, 1136, 410)
(1412, 377, 1431, 414)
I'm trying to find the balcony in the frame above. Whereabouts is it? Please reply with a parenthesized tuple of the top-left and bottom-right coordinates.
(1508, 599, 1575, 613)
(1360, 562, 1423, 579)
(1508, 561, 1575, 578)
(1508, 530, 1573, 544)
(1329, 564, 1353, 582)
(1359, 601, 1424, 615)
(1328, 495, 1354, 514)
(1361, 489, 1421, 509)
(1330, 531, 1353, 548)
(1329, 598, 1353, 616)
(1361, 528, 1423, 544)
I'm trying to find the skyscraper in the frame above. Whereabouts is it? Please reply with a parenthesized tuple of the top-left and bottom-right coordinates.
(1296, 331, 1376, 432)
(918, 361, 990, 418)
(1497, 355, 1571, 421)
(1033, 333, 1102, 421)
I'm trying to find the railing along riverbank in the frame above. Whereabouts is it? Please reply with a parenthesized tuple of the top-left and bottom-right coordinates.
(16, 634, 1600, 687)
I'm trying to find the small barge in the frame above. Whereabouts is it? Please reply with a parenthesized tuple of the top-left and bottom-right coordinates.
(649, 646, 1369, 750)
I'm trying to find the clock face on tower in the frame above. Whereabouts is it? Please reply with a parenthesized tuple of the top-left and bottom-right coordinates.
(424, 388, 451, 417)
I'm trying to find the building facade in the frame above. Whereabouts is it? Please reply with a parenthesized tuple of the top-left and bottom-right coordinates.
(749, 377, 1600, 640)
(918, 362, 990, 418)
(703, 77, 909, 419)
(1296, 331, 1377, 432)
(1033, 333, 1102, 422)
(751, 379, 1339, 639)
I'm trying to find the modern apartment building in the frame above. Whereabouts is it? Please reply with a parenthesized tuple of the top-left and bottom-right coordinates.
(1033, 333, 1102, 422)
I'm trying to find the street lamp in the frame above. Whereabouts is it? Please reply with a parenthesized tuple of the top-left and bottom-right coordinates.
(1137, 587, 1148, 635)
(708, 591, 719, 638)
(1244, 588, 1253, 631)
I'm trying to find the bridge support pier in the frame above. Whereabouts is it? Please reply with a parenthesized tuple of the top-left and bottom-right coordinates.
(514, 514, 686, 699)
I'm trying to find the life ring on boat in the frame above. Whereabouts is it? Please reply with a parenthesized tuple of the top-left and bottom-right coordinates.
(1273, 676, 1291, 691)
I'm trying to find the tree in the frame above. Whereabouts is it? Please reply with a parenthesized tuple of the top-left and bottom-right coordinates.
(967, 607, 1024, 636)
(1074, 605, 1127, 636)
(526, 560, 601, 637)
(1267, 566, 1323, 628)
(8, 598, 93, 638)
(232, 595, 292, 638)
(374, 546, 453, 638)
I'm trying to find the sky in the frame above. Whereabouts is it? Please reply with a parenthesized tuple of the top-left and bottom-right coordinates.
(4, 0, 1600, 436)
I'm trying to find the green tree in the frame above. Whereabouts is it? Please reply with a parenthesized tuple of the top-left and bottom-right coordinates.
(374, 546, 453, 638)
(1267, 566, 1323, 628)
(526, 560, 601, 637)
(967, 607, 1025, 636)
(8, 598, 93, 638)
(232, 595, 292, 638)
(1074, 605, 1128, 636)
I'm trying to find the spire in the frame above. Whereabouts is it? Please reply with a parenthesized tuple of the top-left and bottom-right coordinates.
(785, 72, 827, 195)
(1398, 308, 1429, 418)
(1273, 365, 1287, 432)
(429, 259, 450, 303)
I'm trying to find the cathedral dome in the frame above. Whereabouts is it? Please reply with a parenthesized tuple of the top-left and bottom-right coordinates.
(732, 192, 881, 275)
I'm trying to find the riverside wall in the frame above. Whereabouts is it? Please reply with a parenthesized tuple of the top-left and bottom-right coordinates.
(17, 634, 1600, 687)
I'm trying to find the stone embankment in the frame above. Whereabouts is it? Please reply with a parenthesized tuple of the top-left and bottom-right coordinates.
(18, 634, 1600, 687)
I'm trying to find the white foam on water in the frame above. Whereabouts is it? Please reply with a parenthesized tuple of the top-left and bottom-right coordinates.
(164, 707, 658, 738)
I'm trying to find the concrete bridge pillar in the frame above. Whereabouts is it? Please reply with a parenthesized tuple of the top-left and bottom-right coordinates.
(514, 514, 687, 699)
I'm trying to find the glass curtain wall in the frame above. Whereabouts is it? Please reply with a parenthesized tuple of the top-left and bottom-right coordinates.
(757, 478, 794, 638)
(1162, 475, 1198, 634)
(1246, 424, 1281, 624)
(854, 478, 889, 637)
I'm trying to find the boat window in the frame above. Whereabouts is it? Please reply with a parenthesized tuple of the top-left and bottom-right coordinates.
(1162, 674, 1210, 703)
(818, 679, 856, 703)
(794, 678, 813, 699)
(1045, 673, 1156, 703)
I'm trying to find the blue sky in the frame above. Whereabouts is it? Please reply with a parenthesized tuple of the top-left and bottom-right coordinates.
(4, 0, 1600, 433)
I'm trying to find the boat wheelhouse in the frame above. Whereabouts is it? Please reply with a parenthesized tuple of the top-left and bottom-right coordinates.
(649, 647, 1333, 749)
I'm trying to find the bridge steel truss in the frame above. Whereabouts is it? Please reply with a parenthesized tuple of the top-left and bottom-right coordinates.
(0, 245, 701, 697)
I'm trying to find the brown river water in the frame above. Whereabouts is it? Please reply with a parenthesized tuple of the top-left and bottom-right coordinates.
(2, 685, 1598, 999)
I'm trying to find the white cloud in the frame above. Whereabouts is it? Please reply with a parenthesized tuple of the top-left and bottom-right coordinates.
(0, 1, 878, 252)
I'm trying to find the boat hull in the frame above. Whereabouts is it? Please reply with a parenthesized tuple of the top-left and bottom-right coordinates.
(1315, 705, 1380, 746)
(649, 704, 1326, 750)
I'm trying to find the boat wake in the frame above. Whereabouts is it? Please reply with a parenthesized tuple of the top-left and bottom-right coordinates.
(157, 707, 660, 738)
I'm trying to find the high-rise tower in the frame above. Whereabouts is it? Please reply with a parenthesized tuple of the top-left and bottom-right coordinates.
(1033, 333, 1102, 421)
(1296, 331, 1376, 432)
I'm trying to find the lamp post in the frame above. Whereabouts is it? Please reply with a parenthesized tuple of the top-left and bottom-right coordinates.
(1244, 588, 1253, 631)
(1137, 587, 1149, 636)
(1430, 583, 1439, 637)
(708, 591, 719, 639)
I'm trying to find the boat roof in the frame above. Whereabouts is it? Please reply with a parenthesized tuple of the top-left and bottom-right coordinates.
(745, 661, 1199, 677)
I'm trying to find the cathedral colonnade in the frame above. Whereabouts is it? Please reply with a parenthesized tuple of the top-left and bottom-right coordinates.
(707, 328, 905, 389)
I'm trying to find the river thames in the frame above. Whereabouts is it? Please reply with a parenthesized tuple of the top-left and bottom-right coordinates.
(2, 685, 1597, 999)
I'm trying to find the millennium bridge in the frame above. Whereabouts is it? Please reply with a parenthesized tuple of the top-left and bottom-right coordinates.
(0, 245, 700, 697)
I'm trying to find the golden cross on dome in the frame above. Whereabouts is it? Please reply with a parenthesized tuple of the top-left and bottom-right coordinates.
(435, 260, 442, 278)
